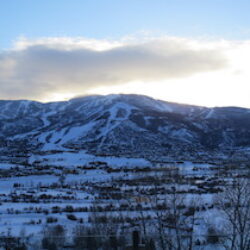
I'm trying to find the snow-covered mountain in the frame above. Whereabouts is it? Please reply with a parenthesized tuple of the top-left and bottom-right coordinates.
(1, 94, 250, 159)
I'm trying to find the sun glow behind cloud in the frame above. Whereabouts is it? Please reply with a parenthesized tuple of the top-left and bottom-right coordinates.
(87, 71, 250, 108)
(1, 35, 250, 107)
(43, 92, 77, 103)
(84, 38, 250, 108)
(86, 39, 250, 108)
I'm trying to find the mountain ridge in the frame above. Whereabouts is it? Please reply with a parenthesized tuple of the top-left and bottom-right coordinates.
(1, 94, 250, 161)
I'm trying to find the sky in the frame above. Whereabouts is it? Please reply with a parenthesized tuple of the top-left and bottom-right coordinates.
(1, 0, 250, 107)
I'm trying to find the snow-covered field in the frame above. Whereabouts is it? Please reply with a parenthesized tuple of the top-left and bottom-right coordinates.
(0, 152, 248, 249)
(28, 150, 152, 168)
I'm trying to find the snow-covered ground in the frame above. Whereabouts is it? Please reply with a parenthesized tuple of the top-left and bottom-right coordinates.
(28, 150, 152, 168)
(0, 153, 248, 250)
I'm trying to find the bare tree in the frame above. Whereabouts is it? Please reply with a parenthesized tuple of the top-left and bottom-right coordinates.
(58, 171, 66, 188)
(42, 224, 66, 249)
(152, 183, 197, 250)
(216, 178, 250, 250)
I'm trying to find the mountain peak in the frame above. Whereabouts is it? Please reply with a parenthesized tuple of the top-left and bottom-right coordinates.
(0, 94, 250, 160)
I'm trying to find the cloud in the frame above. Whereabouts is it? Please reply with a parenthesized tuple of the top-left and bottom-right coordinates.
(0, 36, 227, 101)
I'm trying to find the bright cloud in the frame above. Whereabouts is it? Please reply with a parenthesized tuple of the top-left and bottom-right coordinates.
(0, 36, 227, 102)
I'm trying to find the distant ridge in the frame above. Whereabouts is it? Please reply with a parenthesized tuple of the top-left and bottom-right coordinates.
(0, 94, 250, 161)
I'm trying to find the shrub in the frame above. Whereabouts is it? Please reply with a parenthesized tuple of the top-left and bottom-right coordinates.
(207, 226, 220, 244)
(67, 214, 77, 221)
(46, 217, 58, 223)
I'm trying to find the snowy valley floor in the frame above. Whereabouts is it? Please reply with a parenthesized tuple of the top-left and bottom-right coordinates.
(0, 151, 249, 249)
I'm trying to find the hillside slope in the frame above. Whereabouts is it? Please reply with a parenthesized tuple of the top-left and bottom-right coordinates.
(1, 94, 250, 159)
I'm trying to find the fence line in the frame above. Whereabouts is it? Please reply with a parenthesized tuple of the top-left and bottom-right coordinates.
(0, 233, 248, 239)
